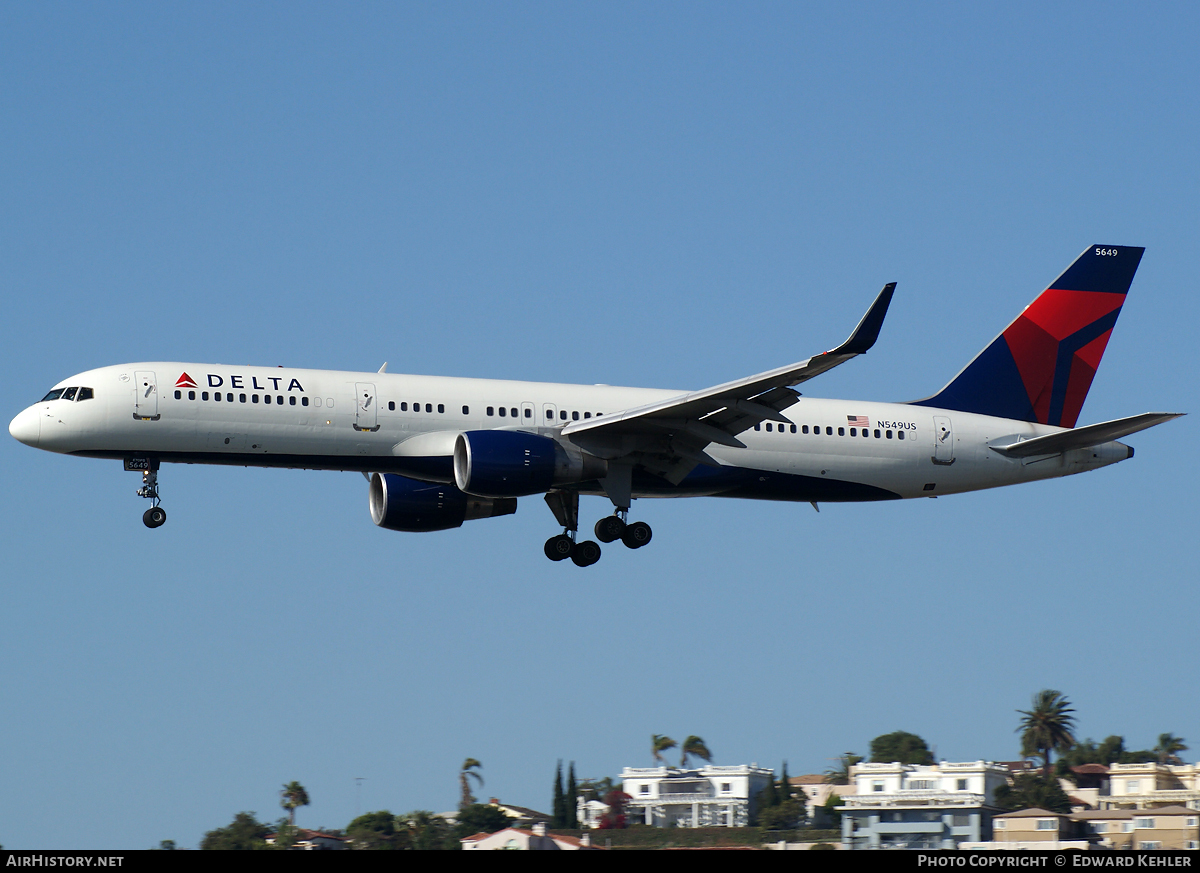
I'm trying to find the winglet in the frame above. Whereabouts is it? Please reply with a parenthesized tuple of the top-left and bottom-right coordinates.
(829, 283, 896, 355)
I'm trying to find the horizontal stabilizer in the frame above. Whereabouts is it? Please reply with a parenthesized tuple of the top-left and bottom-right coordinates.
(990, 412, 1184, 458)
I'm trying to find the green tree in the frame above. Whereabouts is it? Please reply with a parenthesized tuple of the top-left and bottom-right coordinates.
(1017, 690, 1077, 775)
(280, 781, 310, 826)
(453, 803, 512, 841)
(566, 761, 579, 829)
(824, 752, 863, 785)
(1154, 733, 1188, 765)
(680, 735, 712, 768)
(993, 773, 1071, 813)
(156, 840, 176, 850)
(779, 760, 792, 803)
(652, 734, 677, 765)
(552, 760, 566, 828)
(345, 810, 401, 850)
(821, 792, 843, 828)
(398, 810, 453, 851)
(459, 758, 483, 809)
(869, 731, 934, 765)
(759, 798, 806, 831)
(200, 811, 271, 850)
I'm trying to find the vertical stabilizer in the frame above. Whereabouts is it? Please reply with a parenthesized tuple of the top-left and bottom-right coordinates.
(910, 245, 1144, 427)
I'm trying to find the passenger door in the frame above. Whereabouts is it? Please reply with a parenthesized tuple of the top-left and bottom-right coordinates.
(932, 415, 954, 465)
(354, 382, 379, 432)
(134, 371, 159, 420)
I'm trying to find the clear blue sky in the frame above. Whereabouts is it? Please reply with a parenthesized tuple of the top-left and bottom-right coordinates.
(1, 1, 1196, 849)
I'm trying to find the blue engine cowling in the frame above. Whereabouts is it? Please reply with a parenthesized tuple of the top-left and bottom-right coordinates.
(369, 473, 516, 532)
(453, 430, 558, 498)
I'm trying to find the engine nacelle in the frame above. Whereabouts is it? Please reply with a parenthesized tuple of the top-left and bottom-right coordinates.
(369, 473, 516, 532)
(453, 430, 607, 498)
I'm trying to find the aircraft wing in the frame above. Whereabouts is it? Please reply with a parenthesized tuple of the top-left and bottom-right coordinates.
(562, 283, 896, 482)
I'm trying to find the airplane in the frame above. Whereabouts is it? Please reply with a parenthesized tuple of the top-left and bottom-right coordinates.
(9, 244, 1182, 567)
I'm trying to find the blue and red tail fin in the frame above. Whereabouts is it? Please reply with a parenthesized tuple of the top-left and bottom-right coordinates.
(910, 245, 1144, 427)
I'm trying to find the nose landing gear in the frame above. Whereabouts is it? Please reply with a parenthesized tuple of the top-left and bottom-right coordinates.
(128, 459, 166, 528)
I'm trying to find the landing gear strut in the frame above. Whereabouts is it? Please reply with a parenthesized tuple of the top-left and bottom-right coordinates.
(133, 462, 166, 528)
(543, 491, 601, 567)
(594, 508, 652, 550)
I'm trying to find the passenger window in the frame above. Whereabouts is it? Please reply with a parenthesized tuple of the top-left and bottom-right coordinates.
(560, 410, 568, 420)
(898, 430, 905, 440)
(189, 390, 196, 400)
(388, 401, 395, 411)
(400, 402, 407, 411)
(214, 392, 222, 402)
(277, 395, 283, 405)
(78, 388, 94, 401)
(754, 423, 761, 431)
(510, 408, 517, 418)
(301, 396, 308, 407)
(526, 409, 533, 418)
(838, 427, 845, 436)
(765, 423, 772, 432)
(426, 403, 432, 413)
(252, 394, 259, 403)
(850, 427, 857, 437)
(874, 429, 880, 438)
(545, 410, 553, 419)
(826, 426, 833, 435)
(202, 391, 209, 401)
(802, 425, 808, 434)
(462, 405, 469, 415)
(289, 396, 296, 406)
(571, 411, 578, 421)
(240, 394, 247, 403)
(174, 390, 182, 400)
(438, 404, 445, 413)
(790, 424, 796, 433)
(886, 430, 893, 439)
(584, 412, 591, 419)
(499, 407, 506, 417)
(487, 406, 494, 416)
(264, 394, 271, 404)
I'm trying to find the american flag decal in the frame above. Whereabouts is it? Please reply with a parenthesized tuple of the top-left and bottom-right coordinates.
(847, 415, 869, 427)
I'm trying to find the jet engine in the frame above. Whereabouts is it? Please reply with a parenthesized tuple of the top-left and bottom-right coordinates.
(369, 473, 516, 532)
(453, 430, 607, 498)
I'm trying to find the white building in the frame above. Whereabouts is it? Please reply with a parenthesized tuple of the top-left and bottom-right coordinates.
(840, 761, 1009, 850)
(608, 764, 774, 828)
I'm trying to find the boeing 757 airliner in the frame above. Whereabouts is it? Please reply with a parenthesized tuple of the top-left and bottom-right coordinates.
(9, 245, 1182, 566)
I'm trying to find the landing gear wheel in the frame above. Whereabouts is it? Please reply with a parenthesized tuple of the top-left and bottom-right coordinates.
(594, 515, 626, 543)
(570, 540, 602, 567)
(621, 521, 652, 549)
(544, 534, 574, 562)
(143, 506, 167, 529)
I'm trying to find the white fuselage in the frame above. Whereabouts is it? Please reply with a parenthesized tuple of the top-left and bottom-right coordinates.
(10, 362, 1132, 505)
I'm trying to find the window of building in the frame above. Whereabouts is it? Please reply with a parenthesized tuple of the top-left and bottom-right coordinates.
(1135, 818, 1155, 830)
(1139, 842, 1163, 850)
(639, 784, 649, 795)
(1036, 820, 1057, 830)
(994, 821, 1006, 830)
(873, 781, 884, 793)
(909, 780, 936, 789)
(721, 783, 731, 793)
(956, 779, 968, 791)
(1127, 781, 1140, 793)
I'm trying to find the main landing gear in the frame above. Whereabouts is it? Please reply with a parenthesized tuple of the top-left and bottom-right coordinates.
(543, 492, 652, 567)
(133, 462, 166, 528)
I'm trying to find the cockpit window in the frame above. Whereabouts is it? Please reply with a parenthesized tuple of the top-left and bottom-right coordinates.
(78, 387, 94, 401)
(61, 387, 78, 401)
(40, 389, 65, 402)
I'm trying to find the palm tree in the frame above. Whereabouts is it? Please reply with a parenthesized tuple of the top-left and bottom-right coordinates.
(1017, 690, 1077, 775)
(651, 734, 677, 766)
(1154, 733, 1188, 766)
(824, 752, 863, 785)
(679, 735, 713, 769)
(280, 781, 310, 826)
(459, 758, 484, 809)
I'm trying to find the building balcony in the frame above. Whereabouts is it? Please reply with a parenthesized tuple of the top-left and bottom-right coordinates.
(842, 792, 988, 809)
